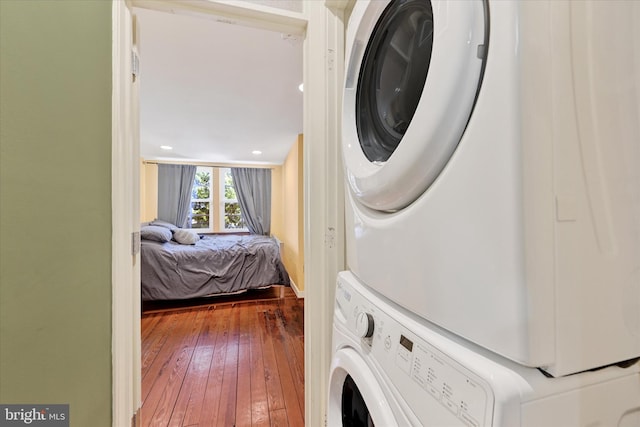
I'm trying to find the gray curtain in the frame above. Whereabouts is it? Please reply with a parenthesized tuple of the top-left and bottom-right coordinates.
(231, 168, 271, 235)
(157, 164, 197, 228)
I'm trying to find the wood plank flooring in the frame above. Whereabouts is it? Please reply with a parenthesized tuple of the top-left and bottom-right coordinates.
(141, 287, 304, 427)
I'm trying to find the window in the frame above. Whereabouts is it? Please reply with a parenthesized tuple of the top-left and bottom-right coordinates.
(220, 168, 246, 231)
(356, 0, 434, 162)
(190, 166, 213, 232)
(188, 167, 245, 233)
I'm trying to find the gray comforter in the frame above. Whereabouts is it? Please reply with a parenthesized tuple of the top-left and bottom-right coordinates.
(141, 234, 290, 301)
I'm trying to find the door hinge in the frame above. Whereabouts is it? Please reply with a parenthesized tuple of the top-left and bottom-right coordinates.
(325, 227, 336, 249)
(131, 51, 140, 80)
(327, 48, 336, 72)
(132, 231, 141, 256)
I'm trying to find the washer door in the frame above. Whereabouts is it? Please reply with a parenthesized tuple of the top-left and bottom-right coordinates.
(328, 348, 400, 426)
(343, 0, 487, 211)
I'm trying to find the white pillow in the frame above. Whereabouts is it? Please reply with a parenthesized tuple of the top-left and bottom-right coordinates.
(173, 229, 199, 245)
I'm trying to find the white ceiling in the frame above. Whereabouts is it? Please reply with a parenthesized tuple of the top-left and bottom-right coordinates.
(135, 7, 304, 165)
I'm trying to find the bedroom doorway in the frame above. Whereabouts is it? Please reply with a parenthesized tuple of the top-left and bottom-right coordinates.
(112, 1, 348, 426)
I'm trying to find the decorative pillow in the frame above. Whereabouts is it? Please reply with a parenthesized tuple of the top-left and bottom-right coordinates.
(149, 219, 179, 231)
(173, 229, 199, 245)
(140, 225, 172, 242)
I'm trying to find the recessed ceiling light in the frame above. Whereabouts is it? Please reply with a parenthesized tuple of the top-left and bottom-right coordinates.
(252, 150, 262, 155)
(298, 83, 304, 92)
(160, 145, 173, 150)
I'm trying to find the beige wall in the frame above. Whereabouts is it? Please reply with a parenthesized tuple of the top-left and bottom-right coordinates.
(280, 135, 304, 291)
(0, 1, 112, 424)
(271, 165, 284, 241)
(141, 161, 158, 222)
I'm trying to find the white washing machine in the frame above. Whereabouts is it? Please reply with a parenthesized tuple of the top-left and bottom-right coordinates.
(342, 0, 640, 376)
(329, 271, 640, 426)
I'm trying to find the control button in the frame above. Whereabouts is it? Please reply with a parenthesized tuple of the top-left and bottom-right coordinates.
(427, 384, 440, 400)
(460, 411, 479, 427)
(443, 397, 458, 415)
(384, 336, 392, 350)
(412, 372, 427, 390)
(396, 346, 412, 375)
(355, 312, 374, 338)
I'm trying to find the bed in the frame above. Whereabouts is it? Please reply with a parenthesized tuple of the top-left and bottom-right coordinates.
(140, 224, 290, 301)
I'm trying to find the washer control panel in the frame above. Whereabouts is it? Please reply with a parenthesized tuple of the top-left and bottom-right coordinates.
(336, 276, 494, 426)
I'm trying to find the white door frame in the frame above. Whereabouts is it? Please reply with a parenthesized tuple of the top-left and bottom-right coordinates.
(303, 1, 348, 424)
(112, 1, 141, 426)
(112, 1, 347, 425)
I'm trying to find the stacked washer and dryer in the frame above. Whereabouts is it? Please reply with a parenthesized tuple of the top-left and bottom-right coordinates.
(329, 0, 640, 425)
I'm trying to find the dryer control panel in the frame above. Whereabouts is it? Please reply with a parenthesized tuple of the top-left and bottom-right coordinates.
(336, 274, 494, 426)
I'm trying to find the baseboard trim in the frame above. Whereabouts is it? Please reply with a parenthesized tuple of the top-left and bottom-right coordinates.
(290, 278, 304, 298)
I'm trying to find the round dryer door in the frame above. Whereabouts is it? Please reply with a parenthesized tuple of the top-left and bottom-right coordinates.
(343, 0, 487, 211)
(328, 348, 407, 426)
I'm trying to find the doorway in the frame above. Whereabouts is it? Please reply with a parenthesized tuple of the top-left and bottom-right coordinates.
(112, 1, 348, 426)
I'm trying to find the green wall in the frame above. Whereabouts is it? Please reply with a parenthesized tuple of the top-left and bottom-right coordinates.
(0, 1, 113, 425)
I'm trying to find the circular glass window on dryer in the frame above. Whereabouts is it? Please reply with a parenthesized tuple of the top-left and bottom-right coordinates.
(342, 0, 486, 211)
(356, 0, 434, 163)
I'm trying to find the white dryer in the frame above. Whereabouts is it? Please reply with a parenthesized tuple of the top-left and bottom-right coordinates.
(329, 271, 640, 426)
(342, 0, 640, 376)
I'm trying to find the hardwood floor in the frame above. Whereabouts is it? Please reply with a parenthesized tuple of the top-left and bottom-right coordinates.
(141, 287, 304, 427)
